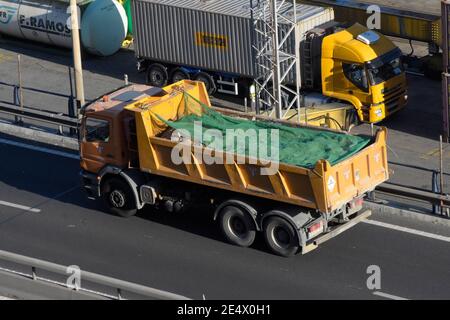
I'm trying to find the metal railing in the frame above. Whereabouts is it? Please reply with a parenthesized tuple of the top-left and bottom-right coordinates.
(371, 160, 450, 217)
(0, 54, 80, 135)
(0, 80, 79, 133)
(0, 249, 190, 300)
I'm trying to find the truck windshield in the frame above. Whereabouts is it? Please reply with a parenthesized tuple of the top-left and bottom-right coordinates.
(366, 48, 404, 85)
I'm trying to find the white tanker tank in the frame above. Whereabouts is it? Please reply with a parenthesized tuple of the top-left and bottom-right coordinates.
(0, 0, 128, 56)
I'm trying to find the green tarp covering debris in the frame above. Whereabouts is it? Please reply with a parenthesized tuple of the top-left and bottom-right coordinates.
(158, 93, 371, 168)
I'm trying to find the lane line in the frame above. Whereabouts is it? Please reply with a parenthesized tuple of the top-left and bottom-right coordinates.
(373, 291, 409, 300)
(363, 219, 450, 243)
(0, 201, 41, 213)
(0, 138, 79, 160)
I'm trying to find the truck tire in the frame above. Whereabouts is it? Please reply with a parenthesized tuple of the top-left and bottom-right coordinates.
(171, 68, 190, 83)
(102, 177, 138, 218)
(194, 72, 216, 95)
(219, 206, 256, 247)
(147, 63, 168, 87)
(263, 216, 299, 257)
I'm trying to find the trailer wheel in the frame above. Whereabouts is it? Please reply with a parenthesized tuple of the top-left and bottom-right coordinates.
(102, 177, 137, 218)
(219, 206, 256, 247)
(194, 72, 216, 95)
(147, 63, 168, 87)
(171, 68, 190, 83)
(263, 216, 299, 257)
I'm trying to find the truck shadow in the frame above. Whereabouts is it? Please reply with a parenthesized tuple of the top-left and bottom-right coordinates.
(49, 184, 271, 254)
(377, 74, 443, 140)
(134, 206, 269, 254)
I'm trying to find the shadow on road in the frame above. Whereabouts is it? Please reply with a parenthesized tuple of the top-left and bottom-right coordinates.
(0, 36, 144, 84)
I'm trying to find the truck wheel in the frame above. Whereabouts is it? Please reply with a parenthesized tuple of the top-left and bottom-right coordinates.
(263, 216, 299, 257)
(147, 63, 168, 87)
(102, 177, 138, 218)
(171, 68, 190, 83)
(219, 206, 256, 247)
(194, 72, 216, 95)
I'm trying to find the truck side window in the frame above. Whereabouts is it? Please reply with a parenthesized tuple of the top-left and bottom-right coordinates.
(343, 63, 369, 92)
(85, 118, 110, 143)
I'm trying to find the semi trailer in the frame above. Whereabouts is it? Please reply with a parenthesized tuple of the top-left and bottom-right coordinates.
(79, 80, 389, 256)
(130, 0, 408, 123)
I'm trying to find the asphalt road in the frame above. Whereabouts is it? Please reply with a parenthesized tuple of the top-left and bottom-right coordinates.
(0, 139, 450, 300)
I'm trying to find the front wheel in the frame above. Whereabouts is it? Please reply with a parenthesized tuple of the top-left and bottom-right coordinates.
(102, 177, 137, 218)
(263, 216, 299, 257)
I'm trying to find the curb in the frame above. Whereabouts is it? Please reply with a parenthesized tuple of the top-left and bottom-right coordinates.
(0, 122, 78, 151)
(364, 200, 450, 227)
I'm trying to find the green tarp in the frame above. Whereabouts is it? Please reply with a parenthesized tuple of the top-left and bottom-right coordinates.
(159, 93, 371, 169)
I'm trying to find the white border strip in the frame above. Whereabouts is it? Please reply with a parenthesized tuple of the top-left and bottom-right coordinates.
(373, 291, 409, 300)
(0, 201, 41, 213)
(363, 219, 450, 243)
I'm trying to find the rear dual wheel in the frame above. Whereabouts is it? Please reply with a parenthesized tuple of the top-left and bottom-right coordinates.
(147, 63, 168, 87)
(219, 206, 256, 247)
(219, 206, 300, 257)
(263, 217, 300, 257)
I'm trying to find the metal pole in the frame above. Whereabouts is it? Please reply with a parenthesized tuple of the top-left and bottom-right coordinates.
(439, 135, 444, 194)
(124, 74, 129, 86)
(441, 0, 450, 142)
(270, 0, 282, 119)
(70, 0, 85, 113)
(16, 54, 24, 124)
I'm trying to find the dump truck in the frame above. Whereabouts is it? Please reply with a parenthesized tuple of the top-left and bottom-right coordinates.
(130, 0, 407, 123)
(80, 80, 389, 257)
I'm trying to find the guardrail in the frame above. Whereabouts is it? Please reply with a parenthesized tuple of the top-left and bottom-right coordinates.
(0, 249, 190, 300)
(371, 161, 450, 217)
(0, 54, 81, 135)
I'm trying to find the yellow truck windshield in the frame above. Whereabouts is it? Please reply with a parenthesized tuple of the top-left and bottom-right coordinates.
(366, 48, 404, 85)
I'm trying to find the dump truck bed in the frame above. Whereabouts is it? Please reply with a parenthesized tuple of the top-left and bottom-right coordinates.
(125, 81, 389, 214)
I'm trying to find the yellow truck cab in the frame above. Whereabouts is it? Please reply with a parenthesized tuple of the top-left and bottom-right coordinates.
(320, 23, 407, 123)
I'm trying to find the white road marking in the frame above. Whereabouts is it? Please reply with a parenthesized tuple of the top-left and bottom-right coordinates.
(373, 291, 409, 300)
(0, 200, 41, 213)
(0, 138, 79, 160)
(363, 219, 450, 243)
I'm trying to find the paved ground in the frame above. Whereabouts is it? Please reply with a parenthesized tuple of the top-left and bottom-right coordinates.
(308, 0, 441, 17)
(0, 140, 449, 299)
(1, 35, 450, 299)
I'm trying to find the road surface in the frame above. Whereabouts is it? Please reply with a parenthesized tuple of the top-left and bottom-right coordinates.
(0, 136, 449, 300)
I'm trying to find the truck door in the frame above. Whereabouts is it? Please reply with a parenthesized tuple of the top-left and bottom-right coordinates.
(80, 116, 118, 173)
(340, 62, 372, 106)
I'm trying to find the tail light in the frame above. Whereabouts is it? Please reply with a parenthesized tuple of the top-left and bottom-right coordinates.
(307, 220, 324, 239)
